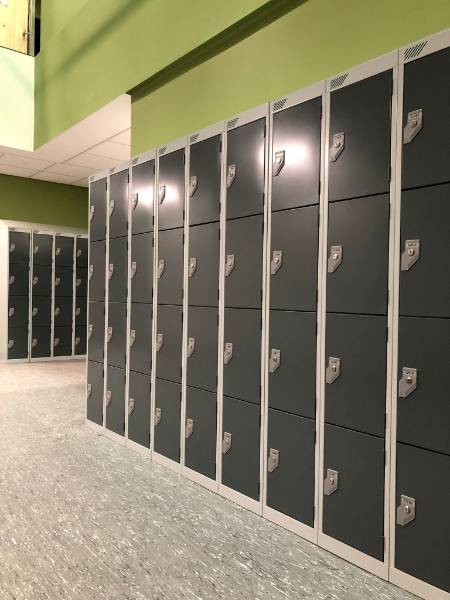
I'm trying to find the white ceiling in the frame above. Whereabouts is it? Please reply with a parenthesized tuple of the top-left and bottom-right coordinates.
(0, 95, 131, 187)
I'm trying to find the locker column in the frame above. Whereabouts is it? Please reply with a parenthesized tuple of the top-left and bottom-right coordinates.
(7, 229, 31, 360)
(53, 235, 74, 357)
(74, 237, 88, 356)
(31, 232, 53, 359)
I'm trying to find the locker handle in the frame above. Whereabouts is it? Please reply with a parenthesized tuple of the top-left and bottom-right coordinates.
(401, 239, 420, 271)
(128, 397, 135, 416)
(403, 109, 422, 144)
(225, 254, 235, 277)
(398, 367, 417, 398)
(159, 184, 166, 204)
(328, 245, 342, 273)
(76, 278, 82, 287)
(188, 257, 197, 278)
(187, 337, 195, 358)
(154, 407, 162, 426)
(185, 418, 194, 439)
(330, 132, 345, 162)
(108, 263, 114, 280)
(87, 383, 92, 398)
(156, 333, 164, 352)
(7, 339, 14, 349)
(76, 249, 82, 258)
(270, 250, 283, 276)
(8, 307, 14, 317)
(54, 337, 60, 347)
(75, 307, 81, 316)
(89, 265, 94, 280)
(326, 357, 341, 384)
(132, 192, 139, 210)
(109, 198, 115, 216)
(189, 175, 198, 197)
(89, 204, 95, 221)
(226, 164, 236, 188)
(9, 275, 15, 285)
(324, 468, 338, 495)
(33, 245, 39, 255)
(88, 324, 93, 339)
(9, 242, 16, 253)
(397, 495, 416, 526)
(267, 448, 279, 473)
(106, 390, 112, 407)
(157, 259, 165, 279)
(107, 326, 113, 343)
(32, 307, 38, 316)
(55, 247, 61, 256)
(269, 349, 281, 373)
(75, 337, 80, 346)
(222, 431, 232, 454)
(31, 338, 38, 348)
(131, 261, 137, 279)
(33, 276, 39, 286)
(130, 329, 136, 347)
(55, 277, 61, 286)
(223, 342, 233, 365)
(273, 150, 285, 176)
(54, 307, 60, 316)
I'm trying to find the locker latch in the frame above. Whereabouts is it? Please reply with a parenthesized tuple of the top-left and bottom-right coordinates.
(9, 275, 15, 285)
(34, 245, 39, 255)
(76, 249, 82, 258)
(33, 276, 39, 286)
(330, 132, 345, 162)
(32, 307, 38, 316)
(89, 265, 94, 280)
(397, 495, 416, 526)
(157, 259, 165, 279)
(398, 367, 417, 398)
(269, 349, 281, 373)
(130, 329, 136, 347)
(225, 254, 235, 277)
(76, 307, 81, 316)
(107, 326, 113, 343)
(132, 193, 139, 210)
(222, 431, 232, 454)
(156, 333, 164, 351)
(89, 205, 95, 221)
(188, 257, 197, 278)
(54, 307, 60, 316)
(109, 198, 115, 216)
(185, 418, 194, 439)
(31, 338, 38, 348)
(55, 277, 61, 286)
(76, 278, 82, 287)
(131, 261, 137, 279)
(106, 390, 112, 406)
(55, 247, 61, 256)
(187, 337, 195, 358)
(189, 175, 198, 197)
(8, 307, 14, 317)
(270, 250, 283, 275)
(401, 239, 420, 271)
(88, 324, 93, 339)
(108, 263, 114, 280)
(328, 245, 343, 273)
(54, 337, 60, 347)
(326, 357, 341, 384)
(273, 150, 285, 177)
(9, 242, 15, 253)
(128, 397, 135, 416)
(75, 337, 80, 346)
(87, 383, 92, 398)
(403, 109, 423, 144)
(226, 164, 236, 189)
(223, 342, 233, 365)
(154, 407, 162, 426)
(7, 339, 14, 349)
(159, 184, 166, 204)
(324, 468, 339, 495)
(267, 448, 279, 473)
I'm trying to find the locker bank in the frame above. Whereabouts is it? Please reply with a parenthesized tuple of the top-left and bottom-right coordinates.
(0, 3, 448, 599)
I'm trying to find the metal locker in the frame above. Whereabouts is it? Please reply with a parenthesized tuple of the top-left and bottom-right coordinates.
(153, 378, 181, 462)
(32, 233, 53, 265)
(88, 240, 106, 302)
(272, 96, 322, 211)
(224, 215, 263, 309)
(323, 424, 385, 560)
(32, 264, 52, 297)
(186, 306, 218, 392)
(226, 118, 265, 219)
(54, 236, 74, 266)
(87, 360, 104, 425)
(221, 395, 260, 499)
(108, 236, 128, 303)
(109, 169, 129, 239)
(9, 231, 30, 264)
(397, 316, 450, 455)
(31, 296, 51, 327)
(75, 297, 87, 326)
(74, 326, 87, 356)
(75, 267, 88, 298)
(7, 327, 29, 359)
(87, 301, 105, 364)
(89, 178, 107, 242)
(8, 263, 29, 296)
(158, 148, 185, 231)
(268, 310, 316, 419)
(31, 326, 51, 358)
(189, 134, 221, 225)
(54, 266, 73, 298)
(402, 46, 450, 190)
(130, 232, 153, 303)
(325, 313, 387, 438)
(53, 326, 73, 356)
(106, 302, 127, 369)
(395, 444, 450, 592)
(105, 365, 126, 436)
(157, 228, 183, 305)
(399, 184, 450, 318)
(131, 159, 155, 234)
(8, 296, 29, 328)
(328, 70, 392, 202)
(155, 304, 182, 383)
(327, 195, 389, 315)
(188, 222, 219, 307)
(128, 371, 151, 447)
(75, 237, 88, 267)
(185, 386, 217, 480)
(266, 409, 315, 525)
(54, 297, 73, 327)
(223, 308, 261, 404)
(270, 206, 319, 311)
(129, 303, 152, 375)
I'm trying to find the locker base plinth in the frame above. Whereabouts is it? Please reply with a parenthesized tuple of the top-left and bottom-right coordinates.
(182, 466, 218, 493)
(126, 437, 151, 458)
(1, 358, 30, 364)
(51, 355, 76, 361)
(103, 428, 126, 446)
(389, 567, 450, 600)
(218, 484, 262, 515)
(85, 419, 104, 434)
(30, 356, 53, 362)
(152, 451, 182, 474)
(263, 505, 317, 544)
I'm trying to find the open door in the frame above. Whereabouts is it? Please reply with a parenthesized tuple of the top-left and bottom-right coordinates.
(0, 0, 30, 54)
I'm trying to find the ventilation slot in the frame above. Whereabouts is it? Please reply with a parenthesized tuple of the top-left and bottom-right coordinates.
(227, 117, 239, 130)
(159, 146, 167, 156)
(330, 73, 348, 90)
(404, 41, 428, 61)
(273, 98, 287, 112)
(190, 133, 199, 144)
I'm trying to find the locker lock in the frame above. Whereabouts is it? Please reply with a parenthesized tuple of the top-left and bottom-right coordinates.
(87, 383, 92, 398)
(89, 205, 95, 221)
(225, 254, 235, 277)
(55, 277, 61, 287)
(9, 275, 15, 285)
(223, 342, 233, 365)
(75, 336, 80, 346)
(33, 245, 39, 255)
(132, 193, 139, 210)
(185, 418, 194, 439)
(189, 175, 198, 197)
(398, 367, 417, 398)
(330, 132, 345, 162)
(187, 337, 195, 358)
(324, 468, 339, 495)
(128, 397, 135, 416)
(226, 164, 236, 189)
(54, 307, 60, 316)
(269, 349, 281, 373)
(8, 307, 15, 317)
(32, 307, 38, 316)
(158, 184, 166, 204)
(76, 249, 82, 258)
(55, 247, 61, 256)
(33, 276, 39, 286)
(222, 432, 232, 454)
(31, 338, 38, 348)
(157, 259, 165, 279)
(270, 250, 283, 276)
(401, 239, 420, 271)
(7, 339, 14, 349)
(107, 326, 113, 343)
(9, 242, 15, 253)
(108, 263, 114, 280)
(328, 245, 343, 273)
(156, 333, 164, 352)
(131, 261, 137, 279)
(106, 390, 112, 407)
(403, 109, 423, 144)
(76, 278, 82, 287)
(109, 198, 115, 216)
(267, 448, 280, 473)
(326, 357, 341, 384)
(75, 307, 81, 316)
(89, 265, 94, 280)
(397, 495, 416, 526)
(130, 329, 136, 347)
(154, 407, 162, 426)
(273, 150, 285, 177)
(188, 257, 197, 278)
(54, 337, 60, 347)
(88, 324, 93, 339)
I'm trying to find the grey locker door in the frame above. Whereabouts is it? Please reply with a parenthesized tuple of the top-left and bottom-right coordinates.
(221, 396, 260, 499)
(9, 231, 30, 264)
(268, 311, 316, 419)
(108, 237, 128, 303)
(399, 184, 450, 318)
(272, 96, 322, 211)
(8, 295, 29, 328)
(157, 228, 183, 305)
(32, 264, 52, 297)
(328, 69, 392, 202)
(155, 305, 182, 383)
(9, 263, 29, 296)
(223, 308, 261, 404)
(129, 303, 152, 375)
(106, 366, 125, 436)
(76, 238, 88, 267)
(158, 148, 185, 231)
(185, 387, 217, 480)
(187, 306, 218, 392)
(270, 206, 319, 311)
(31, 326, 51, 358)
(88, 301, 105, 364)
(154, 378, 181, 462)
(226, 118, 265, 219)
(53, 326, 72, 356)
(325, 313, 387, 438)
(106, 302, 127, 369)
(89, 178, 107, 241)
(109, 169, 129, 239)
(7, 327, 29, 359)
(89, 240, 106, 302)
(323, 424, 385, 560)
(87, 360, 104, 425)
(395, 444, 450, 592)
(54, 296, 73, 327)
(75, 297, 87, 326)
(397, 316, 450, 455)
(128, 371, 151, 447)
(54, 266, 73, 298)
(32, 233, 53, 265)
(74, 326, 87, 356)
(32, 296, 51, 327)
(75, 267, 88, 298)
(131, 159, 155, 234)
(188, 222, 219, 307)
(224, 215, 263, 309)
(327, 195, 389, 315)
(402, 46, 450, 189)
(266, 409, 315, 525)
(131, 232, 153, 303)
(55, 236, 74, 266)
(189, 134, 221, 225)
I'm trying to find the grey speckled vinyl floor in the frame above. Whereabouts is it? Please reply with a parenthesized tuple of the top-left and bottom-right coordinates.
(0, 361, 416, 600)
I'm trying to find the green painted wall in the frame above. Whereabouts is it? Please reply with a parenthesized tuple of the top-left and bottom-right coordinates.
(40, 0, 88, 49)
(131, 0, 450, 154)
(0, 174, 88, 229)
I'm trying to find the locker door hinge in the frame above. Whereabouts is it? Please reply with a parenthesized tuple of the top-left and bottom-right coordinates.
(183, 152, 186, 164)
(153, 164, 156, 174)
(219, 140, 222, 153)
(388, 164, 392, 183)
